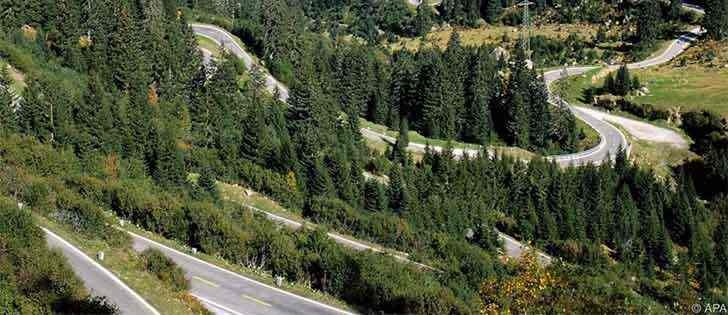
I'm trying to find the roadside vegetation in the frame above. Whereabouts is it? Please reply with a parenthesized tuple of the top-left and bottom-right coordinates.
(0, 197, 118, 314)
(141, 248, 191, 292)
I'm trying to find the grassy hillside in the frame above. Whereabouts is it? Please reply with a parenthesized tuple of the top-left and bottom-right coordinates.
(632, 40, 728, 115)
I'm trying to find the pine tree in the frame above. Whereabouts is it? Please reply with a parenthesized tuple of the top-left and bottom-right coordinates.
(388, 165, 407, 212)
(690, 225, 715, 291)
(151, 120, 186, 187)
(465, 48, 495, 145)
(528, 75, 550, 149)
(414, 0, 434, 36)
(77, 73, 115, 153)
(389, 51, 417, 129)
(614, 65, 631, 96)
(18, 78, 54, 142)
(309, 155, 335, 197)
(198, 167, 219, 200)
(261, 0, 290, 61)
(603, 73, 615, 94)
(636, 0, 662, 48)
(549, 104, 578, 151)
(364, 180, 386, 211)
(669, 0, 682, 20)
(713, 211, 728, 290)
(241, 101, 273, 166)
(482, 0, 502, 24)
(0, 66, 16, 134)
(507, 91, 529, 147)
(667, 170, 697, 245)
(442, 31, 466, 139)
(109, 2, 147, 91)
(393, 117, 410, 161)
(614, 186, 639, 260)
(421, 57, 445, 138)
(704, 0, 728, 40)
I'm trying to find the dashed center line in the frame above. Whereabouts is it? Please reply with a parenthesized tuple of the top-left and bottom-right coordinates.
(193, 276, 220, 288)
(192, 294, 246, 315)
(241, 294, 272, 307)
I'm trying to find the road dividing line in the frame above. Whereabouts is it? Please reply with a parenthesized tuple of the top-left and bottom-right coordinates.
(193, 276, 220, 288)
(241, 294, 272, 307)
(192, 294, 246, 315)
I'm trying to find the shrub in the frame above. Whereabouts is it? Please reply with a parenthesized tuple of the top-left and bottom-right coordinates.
(140, 248, 189, 292)
(54, 188, 106, 236)
(237, 160, 303, 211)
(0, 197, 118, 313)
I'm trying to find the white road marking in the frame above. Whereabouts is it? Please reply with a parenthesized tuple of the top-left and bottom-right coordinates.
(193, 276, 220, 288)
(192, 294, 246, 315)
(241, 294, 272, 307)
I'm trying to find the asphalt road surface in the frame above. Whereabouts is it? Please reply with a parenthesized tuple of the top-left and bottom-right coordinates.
(43, 228, 159, 315)
(128, 230, 354, 315)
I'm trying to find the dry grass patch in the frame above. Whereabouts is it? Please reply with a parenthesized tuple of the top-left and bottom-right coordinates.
(389, 23, 599, 51)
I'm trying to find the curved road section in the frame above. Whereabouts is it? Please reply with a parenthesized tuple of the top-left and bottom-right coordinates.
(192, 23, 555, 267)
(188, 1, 702, 269)
(43, 228, 159, 315)
(193, 9, 701, 167)
(192, 24, 290, 101)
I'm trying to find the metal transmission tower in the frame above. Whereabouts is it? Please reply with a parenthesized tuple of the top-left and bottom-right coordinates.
(517, 0, 534, 55)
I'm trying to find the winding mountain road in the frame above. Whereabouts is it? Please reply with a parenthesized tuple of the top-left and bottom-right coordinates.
(178, 5, 705, 313)
(193, 19, 702, 168)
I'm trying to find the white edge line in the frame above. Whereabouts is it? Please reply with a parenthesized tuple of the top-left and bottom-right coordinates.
(41, 227, 161, 315)
(125, 230, 357, 315)
(192, 294, 246, 315)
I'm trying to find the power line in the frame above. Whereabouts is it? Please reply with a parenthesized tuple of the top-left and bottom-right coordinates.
(517, 0, 534, 55)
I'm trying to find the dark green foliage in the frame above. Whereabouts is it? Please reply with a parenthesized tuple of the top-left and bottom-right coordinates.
(713, 199, 728, 290)
(0, 67, 16, 134)
(0, 196, 119, 314)
(705, 0, 728, 40)
(614, 65, 632, 96)
(636, 0, 662, 48)
(141, 248, 190, 292)
(197, 167, 219, 200)
(414, 2, 434, 36)
(482, 0, 502, 24)
(669, 0, 682, 20)
(601, 65, 638, 96)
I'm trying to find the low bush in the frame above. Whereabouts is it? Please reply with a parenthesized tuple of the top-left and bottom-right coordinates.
(140, 248, 190, 292)
(0, 197, 119, 314)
